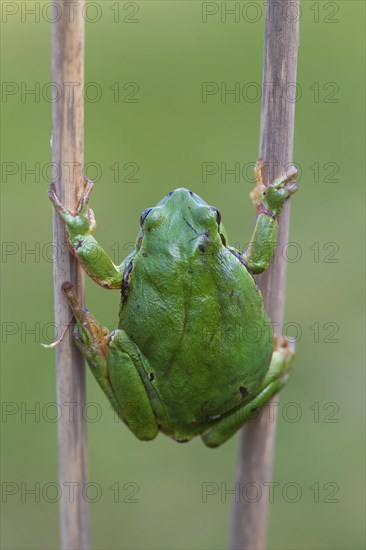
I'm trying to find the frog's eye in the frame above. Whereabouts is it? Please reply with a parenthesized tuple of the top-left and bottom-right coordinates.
(140, 208, 153, 226)
(211, 207, 221, 225)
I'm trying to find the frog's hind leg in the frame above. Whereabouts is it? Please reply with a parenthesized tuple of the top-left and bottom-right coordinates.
(107, 330, 158, 441)
(201, 341, 295, 448)
(62, 282, 121, 415)
(62, 282, 158, 441)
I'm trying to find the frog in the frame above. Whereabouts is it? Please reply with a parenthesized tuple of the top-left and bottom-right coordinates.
(48, 160, 297, 447)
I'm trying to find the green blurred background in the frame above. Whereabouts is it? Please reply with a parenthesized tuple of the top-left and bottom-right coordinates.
(1, 1, 365, 548)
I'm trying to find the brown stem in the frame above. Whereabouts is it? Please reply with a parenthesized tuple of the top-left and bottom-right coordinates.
(51, 1, 90, 548)
(229, 1, 300, 549)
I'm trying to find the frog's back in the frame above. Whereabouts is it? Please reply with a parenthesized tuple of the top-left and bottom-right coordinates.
(119, 189, 273, 439)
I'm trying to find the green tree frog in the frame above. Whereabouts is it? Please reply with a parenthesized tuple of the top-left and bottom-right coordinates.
(48, 161, 297, 447)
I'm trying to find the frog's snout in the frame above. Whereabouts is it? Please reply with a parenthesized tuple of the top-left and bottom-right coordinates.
(168, 187, 192, 198)
(166, 188, 202, 206)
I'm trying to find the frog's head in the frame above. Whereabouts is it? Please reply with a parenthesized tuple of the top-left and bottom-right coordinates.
(138, 188, 229, 251)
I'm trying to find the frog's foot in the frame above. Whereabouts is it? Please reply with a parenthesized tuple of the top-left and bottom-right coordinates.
(62, 281, 108, 357)
(201, 339, 295, 448)
(250, 160, 266, 210)
(49, 182, 122, 289)
(48, 177, 96, 239)
(250, 160, 298, 217)
(63, 281, 158, 440)
(62, 282, 120, 410)
(49, 176, 93, 215)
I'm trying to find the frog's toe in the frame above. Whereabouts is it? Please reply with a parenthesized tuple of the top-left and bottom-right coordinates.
(285, 165, 298, 181)
(48, 181, 57, 197)
(77, 176, 94, 214)
(87, 207, 96, 232)
(254, 159, 265, 184)
(278, 337, 296, 364)
(283, 180, 298, 196)
(48, 182, 72, 218)
(72, 324, 88, 351)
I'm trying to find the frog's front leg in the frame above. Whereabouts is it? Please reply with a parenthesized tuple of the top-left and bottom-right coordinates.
(48, 179, 123, 289)
(62, 282, 158, 441)
(242, 160, 298, 274)
(201, 340, 295, 448)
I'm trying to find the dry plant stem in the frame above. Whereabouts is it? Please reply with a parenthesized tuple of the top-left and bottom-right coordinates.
(51, 1, 90, 548)
(229, 2, 300, 549)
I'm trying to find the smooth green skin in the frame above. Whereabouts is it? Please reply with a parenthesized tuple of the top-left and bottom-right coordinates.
(49, 165, 297, 447)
